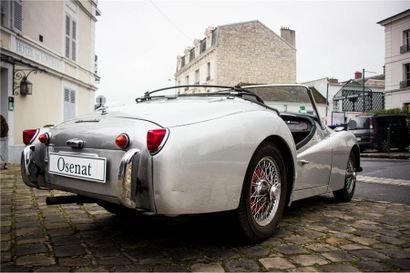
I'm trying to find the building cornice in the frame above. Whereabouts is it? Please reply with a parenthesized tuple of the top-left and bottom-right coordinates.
(2, 48, 97, 91)
(74, 0, 99, 21)
(385, 87, 410, 94)
(377, 9, 410, 26)
(1, 27, 99, 80)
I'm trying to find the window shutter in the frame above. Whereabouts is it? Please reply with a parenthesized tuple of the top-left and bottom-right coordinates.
(72, 20, 76, 39)
(64, 89, 70, 102)
(71, 20, 76, 60)
(64, 89, 76, 121)
(13, 0, 22, 32)
(65, 15, 70, 58)
(70, 90, 75, 103)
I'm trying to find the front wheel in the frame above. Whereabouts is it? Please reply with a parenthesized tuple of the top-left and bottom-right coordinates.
(237, 143, 287, 243)
(333, 152, 356, 202)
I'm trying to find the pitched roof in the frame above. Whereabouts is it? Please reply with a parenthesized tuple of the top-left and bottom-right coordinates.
(377, 9, 410, 26)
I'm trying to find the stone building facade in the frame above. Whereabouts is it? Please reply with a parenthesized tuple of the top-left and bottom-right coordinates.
(377, 9, 410, 111)
(175, 21, 296, 93)
(0, 0, 100, 163)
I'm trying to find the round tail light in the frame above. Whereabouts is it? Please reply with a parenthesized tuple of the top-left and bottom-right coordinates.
(38, 133, 50, 145)
(115, 133, 130, 149)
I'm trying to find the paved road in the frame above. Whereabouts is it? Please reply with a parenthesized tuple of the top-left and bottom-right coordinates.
(1, 165, 410, 272)
(355, 182, 410, 205)
(355, 158, 410, 205)
(360, 158, 410, 180)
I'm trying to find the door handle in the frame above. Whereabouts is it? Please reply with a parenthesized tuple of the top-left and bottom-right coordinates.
(298, 159, 310, 165)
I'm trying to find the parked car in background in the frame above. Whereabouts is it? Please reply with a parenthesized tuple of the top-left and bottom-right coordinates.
(21, 84, 361, 242)
(347, 114, 409, 152)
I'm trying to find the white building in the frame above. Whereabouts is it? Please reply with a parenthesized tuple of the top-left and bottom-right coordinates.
(304, 72, 385, 125)
(1, 0, 100, 163)
(378, 9, 410, 111)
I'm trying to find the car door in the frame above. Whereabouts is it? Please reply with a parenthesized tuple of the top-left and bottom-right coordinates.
(294, 123, 332, 191)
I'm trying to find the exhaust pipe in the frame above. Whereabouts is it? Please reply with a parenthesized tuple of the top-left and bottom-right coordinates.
(46, 195, 96, 205)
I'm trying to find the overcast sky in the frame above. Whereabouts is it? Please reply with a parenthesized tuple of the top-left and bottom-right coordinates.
(95, 0, 409, 104)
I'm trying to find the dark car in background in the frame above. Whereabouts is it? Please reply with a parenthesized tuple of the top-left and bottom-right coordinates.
(347, 114, 409, 152)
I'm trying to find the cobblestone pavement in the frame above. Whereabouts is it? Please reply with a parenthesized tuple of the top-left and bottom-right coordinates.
(1, 165, 410, 272)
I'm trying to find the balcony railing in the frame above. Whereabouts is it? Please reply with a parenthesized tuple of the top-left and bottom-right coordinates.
(400, 44, 410, 54)
(400, 80, 410, 89)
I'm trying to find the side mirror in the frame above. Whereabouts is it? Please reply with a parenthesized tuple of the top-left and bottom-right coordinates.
(347, 120, 357, 130)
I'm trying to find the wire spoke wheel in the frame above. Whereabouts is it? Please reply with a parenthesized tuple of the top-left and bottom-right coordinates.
(345, 158, 356, 194)
(333, 151, 357, 202)
(249, 156, 281, 227)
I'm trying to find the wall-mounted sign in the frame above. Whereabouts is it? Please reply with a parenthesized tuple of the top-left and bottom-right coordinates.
(8, 97, 14, 111)
(13, 37, 62, 71)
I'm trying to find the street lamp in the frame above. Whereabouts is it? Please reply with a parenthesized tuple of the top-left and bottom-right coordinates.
(361, 69, 377, 112)
(19, 76, 33, 96)
(13, 69, 38, 96)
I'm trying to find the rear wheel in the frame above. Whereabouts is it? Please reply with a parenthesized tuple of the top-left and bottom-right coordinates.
(333, 152, 356, 202)
(237, 143, 287, 243)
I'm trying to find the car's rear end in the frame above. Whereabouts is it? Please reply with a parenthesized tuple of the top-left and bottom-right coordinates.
(21, 114, 166, 213)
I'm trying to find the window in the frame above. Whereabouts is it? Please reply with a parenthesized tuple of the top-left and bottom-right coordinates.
(1, 0, 22, 32)
(200, 39, 206, 53)
(13, 0, 22, 32)
(65, 15, 77, 61)
(211, 29, 217, 46)
(401, 30, 410, 54)
(403, 63, 410, 88)
(64, 88, 76, 121)
(195, 69, 200, 84)
(180, 57, 185, 68)
(189, 48, 195, 62)
(206, 62, 211, 81)
(185, 75, 189, 90)
(404, 103, 410, 113)
(400, 63, 410, 88)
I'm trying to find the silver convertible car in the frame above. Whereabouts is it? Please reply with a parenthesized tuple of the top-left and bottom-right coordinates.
(21, 84, 361, 242)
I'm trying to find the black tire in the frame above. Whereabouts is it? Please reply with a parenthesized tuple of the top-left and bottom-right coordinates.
(333, 152, 356, 202)
(237, 143, 287, 243)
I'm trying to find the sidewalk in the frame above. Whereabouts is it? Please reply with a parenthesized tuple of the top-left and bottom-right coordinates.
(357, 175, 410, 187)
(361, 150, 409, 160)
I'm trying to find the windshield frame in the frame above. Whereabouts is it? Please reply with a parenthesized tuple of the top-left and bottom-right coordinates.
(242, 84, 325, 129)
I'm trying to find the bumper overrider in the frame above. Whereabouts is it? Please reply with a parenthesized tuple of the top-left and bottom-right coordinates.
(117, 148, 141, 208)
(21, 145, 48, 188)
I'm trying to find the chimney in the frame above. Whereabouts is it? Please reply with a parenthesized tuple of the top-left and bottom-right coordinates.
(329, 78, 338, 84)
(354, 71, 362, 80)
(280, 27, 296, 48)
